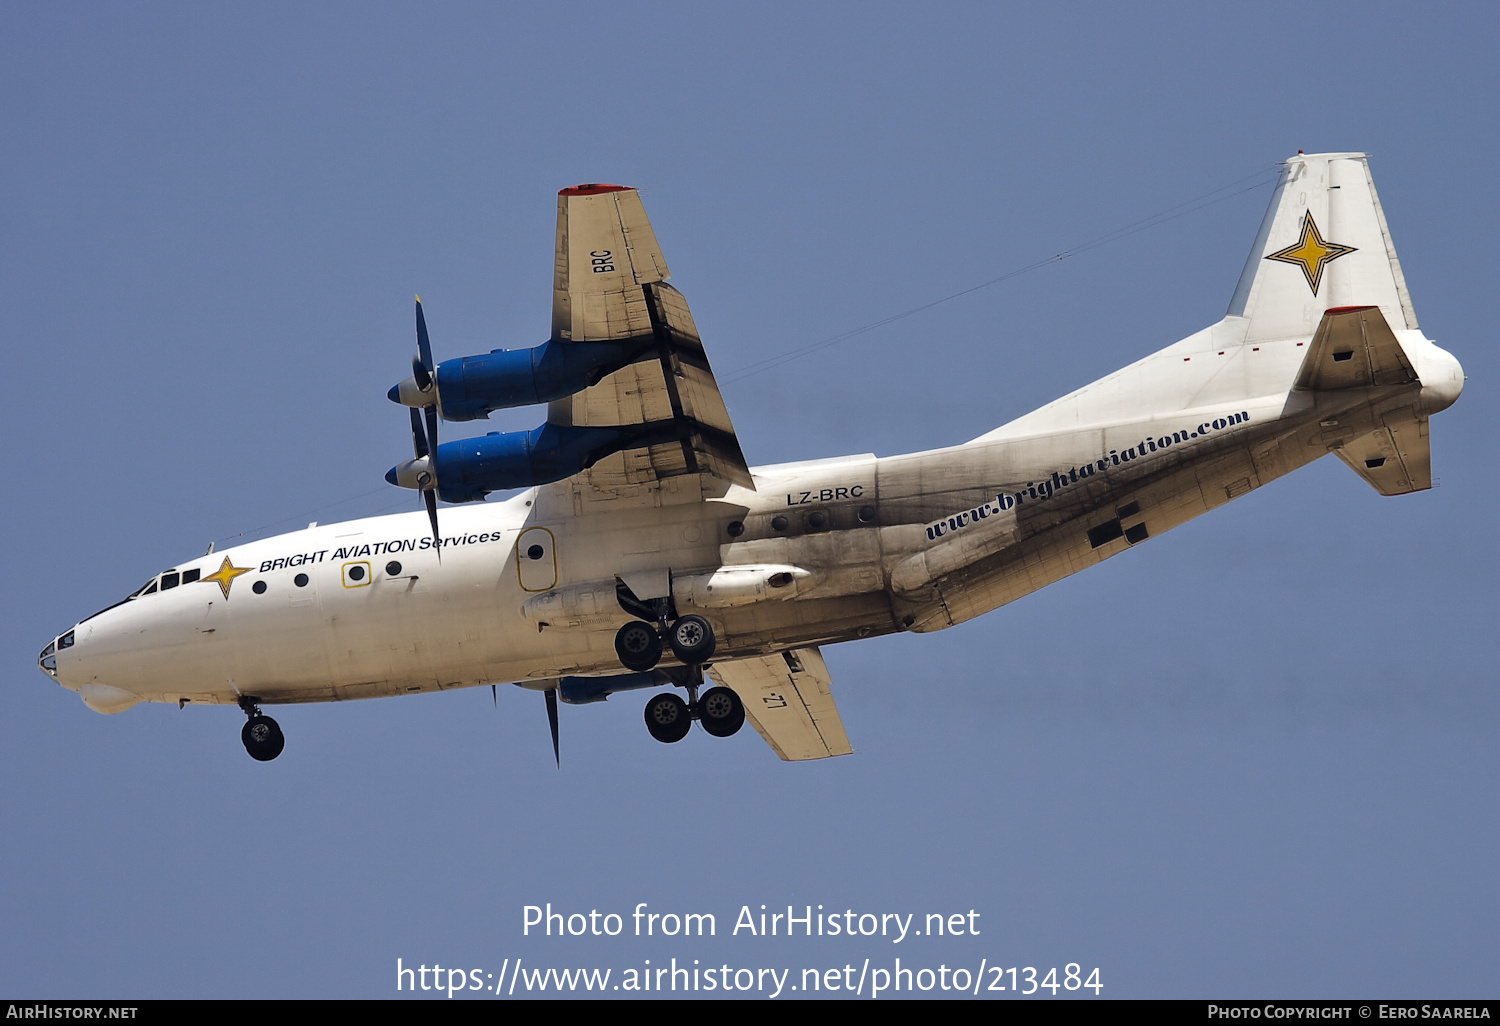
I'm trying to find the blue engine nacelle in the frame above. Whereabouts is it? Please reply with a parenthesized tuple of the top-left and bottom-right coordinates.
(556, 671, 667, 706)
(432, 422, 635, 503)
(393, 340, 649, 422)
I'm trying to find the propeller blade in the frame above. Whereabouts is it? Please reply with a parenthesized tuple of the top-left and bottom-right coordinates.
(422, 402, 441, 558)
(424, 489, 441, 559)
(414, 296, 434, 382)
(424, 404, 440, 463)
(408, 407, 429, 461)
(491, 684, 497, 707)
(545, 688, 560, 768)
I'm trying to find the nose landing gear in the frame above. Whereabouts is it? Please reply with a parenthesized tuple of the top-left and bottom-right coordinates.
(237, 696, 285, 762)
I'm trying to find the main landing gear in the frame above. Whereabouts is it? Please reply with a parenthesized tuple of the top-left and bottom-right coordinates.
(238, 696, 284, 762)
(642, 681, 745, 744)
(614, 613, 717, 670)
(615, 615, 744, 745)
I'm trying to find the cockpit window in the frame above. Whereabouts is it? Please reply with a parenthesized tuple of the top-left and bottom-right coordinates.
(114, 566, 199, 609)
(58, 631, 74, 649)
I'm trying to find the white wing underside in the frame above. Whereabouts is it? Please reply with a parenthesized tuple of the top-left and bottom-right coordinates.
(708, 647, 853, 761)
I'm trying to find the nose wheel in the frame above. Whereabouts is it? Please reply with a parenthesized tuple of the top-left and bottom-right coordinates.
(237, 696, 285, 762)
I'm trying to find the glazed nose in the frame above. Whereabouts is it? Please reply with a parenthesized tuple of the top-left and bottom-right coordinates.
(38, 629, 74, 678)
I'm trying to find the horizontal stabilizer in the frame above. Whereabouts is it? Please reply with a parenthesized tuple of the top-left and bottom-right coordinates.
(1334, 409, 1431, 496)
(1294, 305, 1416, 392)
(708, 647, 852, 761)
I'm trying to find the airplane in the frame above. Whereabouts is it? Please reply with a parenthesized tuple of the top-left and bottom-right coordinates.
(38, 152, 1464, 764)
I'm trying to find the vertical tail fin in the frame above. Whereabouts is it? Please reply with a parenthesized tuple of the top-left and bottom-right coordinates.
(1227, 153, 1419, 342)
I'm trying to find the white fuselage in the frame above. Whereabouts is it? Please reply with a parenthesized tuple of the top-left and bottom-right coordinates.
(41, 318, 1463, 713)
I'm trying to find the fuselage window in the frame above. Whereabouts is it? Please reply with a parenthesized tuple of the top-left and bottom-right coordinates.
(161, 572, 180, 591)
(252, 581, 267, 595)
(294, 573, 309, 588)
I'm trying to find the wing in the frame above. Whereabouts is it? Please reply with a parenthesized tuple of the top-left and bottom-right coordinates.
(547, 185, 752, 491)
(707, 647, 853, 761)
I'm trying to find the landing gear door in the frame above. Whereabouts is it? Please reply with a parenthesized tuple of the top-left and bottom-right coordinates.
(517, 527, 557, 592)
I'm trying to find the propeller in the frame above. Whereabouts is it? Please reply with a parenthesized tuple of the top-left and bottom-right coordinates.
(545, 687, 561, 767)
(413, 298, 442, 476)
(409, 409, 442, 554)
(386, 298, 443, 555)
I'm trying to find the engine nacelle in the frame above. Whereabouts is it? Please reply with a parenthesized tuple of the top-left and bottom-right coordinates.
(556, 671, 666, 706)
(433, 422, 632, 502)
(389, 339, 650, 421)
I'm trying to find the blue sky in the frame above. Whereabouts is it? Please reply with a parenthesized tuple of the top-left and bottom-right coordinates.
(3, 2, 1497, 998)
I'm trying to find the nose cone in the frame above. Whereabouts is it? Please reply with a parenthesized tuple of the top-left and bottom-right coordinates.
(1419, 342, 1464, 415)
(387, 455, 434, 490)
(389, 376, 432, 408)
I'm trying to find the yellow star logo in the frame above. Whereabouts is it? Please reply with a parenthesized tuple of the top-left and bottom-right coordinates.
(201, 556, 253, 599)
(1264, 210, 1357, 295)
